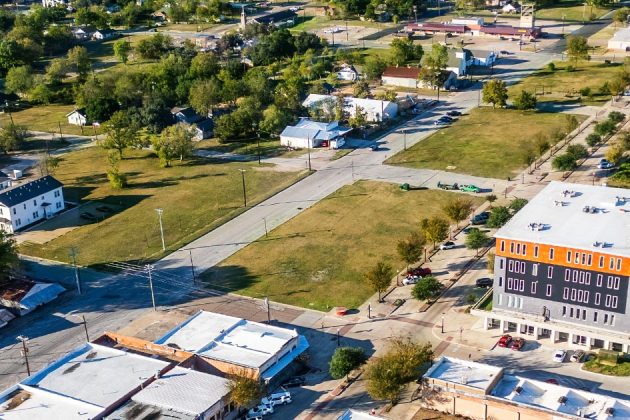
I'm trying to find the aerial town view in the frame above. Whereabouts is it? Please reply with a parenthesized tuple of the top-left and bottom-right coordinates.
(0, 0, 629, 417)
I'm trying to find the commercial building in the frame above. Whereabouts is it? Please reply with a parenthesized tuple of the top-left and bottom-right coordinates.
(302, 94, 398, 122)
(0, 280, 65, 316)
(608, 27, 630, 51)
(482, 181, 630, 352)
(0, 176, 65, 233)
(280, 118, 351, 149)
(421, 356, 630, 420)
(405, 21, 541, 39)
(155, 310, 309, 383)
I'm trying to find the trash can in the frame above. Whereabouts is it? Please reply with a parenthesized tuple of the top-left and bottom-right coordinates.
(400, 183, 410, 191)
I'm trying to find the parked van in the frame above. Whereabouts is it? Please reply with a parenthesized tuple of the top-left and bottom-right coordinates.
(262, 391, 292, 406)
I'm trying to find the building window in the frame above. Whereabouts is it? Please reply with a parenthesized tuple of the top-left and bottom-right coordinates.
(582, 310, 587, 320)
(614, 277, 620, 290)
(570, 308, 574, 317)
(567, 251, 572, 263)
(546, 284, 552, 297)
(498, 294, 503, 305)
(605, 295, 612, 308)
(607, 276, 613, 289)
(532, 264, 538, 276)
(510, 242, 515, 254)
(54, 190, 60, 198)
(577, 290, 583, 302)
(507, 278, 513, 289)
(534, 246, 539, 257)
(23, 204, 26, 210)
(617, 259, 622, 271)
(595, 293, 601, 305)
(584, 291, 590, 303)
(564, 269, 571, 282)
(575, 309, 580, 319)
(531, 282, 537, 294)
(549, 248, 554, 260)
(570, 288, 577, 301)
(500, 241, 505, 252)
(572, 271, 578, 283)
(519, 279, 525, 292)
(516, 243, 521, 254)
(609, 258, 615, 270)
(562, 306, 567, 316)
(574, 252, 580, 264)
(581, 253, 587, 265)
(508, 295, 513, 307)
(33, 200, 36, 206)
(612, 296, 618, 309)
(597, 274, 603, 287)
(508, 260, 514, 271)
(563, 287, 569, 300)
(16, 218, 20, 227)
(12, 208, 16, 215)
(56, 202, 61, 209)
(547, 266, 553, 279)
(585, 273, 591, 285)
(499, 259, 504, 269)
(499, 277, 503, 287)
(610, 315, 615, 325)
(522, 244, 527, 255)
(598, 256, 604, 268)
(604, 314, 609, 324)
(587, 254, 592, 266)
(594, 312, 598, 322)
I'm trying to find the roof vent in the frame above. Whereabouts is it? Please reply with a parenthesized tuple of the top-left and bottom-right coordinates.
(593, 241, 601, 247)
(558, 396, 567, 404)
(606, 407, 615, 415)
(561, 190, 576, 198)
(515, 386, 523, 394)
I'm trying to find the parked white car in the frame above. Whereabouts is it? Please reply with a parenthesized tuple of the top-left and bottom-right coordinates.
(262, 391, 292, 406)
(402, 276, 419, 285)
(440, 241, 456, 250)
(248, 404, 274, 417)
(553, 350, 567, 363)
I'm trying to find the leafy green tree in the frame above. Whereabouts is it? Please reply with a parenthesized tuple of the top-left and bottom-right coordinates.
(0, 123, 27, 153)
(353, 80, 370, 98)
(486, 206, 512, 228)
(617, 131, 630, 151)
(552, 153, 578, 171)
(509, 198, 529, 213)
(227, 369, 264, 409)
(608, 111, 625, 124)
(189, 78, 223, 116)
(606, 146, 624, 164)
(585, 133, 601, 147)
(419, 217, 449, 248)
(594, 120, 616, 136)
(67, 46, 92, 82)
(365, 338, 433, 404)
(113, 39, 132, 64)
(294, 31, 324, 54)
(363, 56, 387, 80)
(566, 144, 588, 160)
(482, 79, 508, 108)
(442, 197, 473, 228)
(102, 111, 138, 159)
(390, 38, 423, 66)
(106, 151, 127, 189)
(153, 124, 194, 167)
(0, 231, 18, 284)
(465, 229, 489, 256)
(613, 7, 629, 26)
(513, 90, 537, 110)
(5, 65, 33, 97)
(376, 89, 397, 102)
(136, 33, 173, 60)
(249, 29, 296, 66)
(260, 105, 295, 135)
(365, 260, 393, 302)
(397, 232, 425, 269)
(566, 36, 590, 68)
(188, 52, 220, 79)
(329, 347, 366, 379)
(45, 58, 69, 85)
(348, 106, 368, 128)
(420, 44, 448, 92)
(411, 276, 442, 300)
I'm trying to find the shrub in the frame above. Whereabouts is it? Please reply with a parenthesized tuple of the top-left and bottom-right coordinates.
(579, 87, 591, 97)
(552, 153, 578, 171)
(566, 144, 588, 160)
(594, 120, 616, 136)
(599, 82, 611, 96)
(585, 133, 601, 147)
(329, 347, 366, 379)
(547, 62, 556, 72)
(486, 206, 512, 228)
(513, 90, 537, 110)
(566, 65, 575, 72)
(608, 111, 625, 124)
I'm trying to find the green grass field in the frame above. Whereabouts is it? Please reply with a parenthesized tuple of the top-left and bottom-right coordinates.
(385, 108, 581, 179)
(0, 104, 102, 137)
(290, 16, 392, 32)
(19, 147, 304, 267)
(508, 61, 624, 106)
(535, 0, 610, 21)
(195, 138, 309, 158)
(201, 181, 483, 311)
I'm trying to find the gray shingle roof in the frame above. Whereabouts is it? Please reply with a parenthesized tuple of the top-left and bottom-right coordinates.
(0, 176, 63, 208)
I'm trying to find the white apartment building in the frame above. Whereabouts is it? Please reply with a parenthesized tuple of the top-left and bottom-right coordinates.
(0, 176, 65, 233)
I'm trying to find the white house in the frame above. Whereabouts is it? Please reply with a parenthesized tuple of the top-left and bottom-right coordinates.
(302, 94, 398, 122)
(336, 64, 358, 81)
(0, 171, 12, 191)
(502, 2, 519, 13)
(92, 29, 117, 40)
(71, 26, 96, 40)
(382, 66, 421, 89)
(42, 0, 66, 7)
(608, 27, 630, 51)
(66, 109, 87, 126)
(193, 119, 214, 140)
(468, 49, 498, 66)
(447, 48, 471, 76)
(0, 176, 65, 233)
(280, 118, 352, 149)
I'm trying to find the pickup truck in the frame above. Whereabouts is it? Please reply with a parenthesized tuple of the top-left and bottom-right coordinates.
(437, 181, 459, 190)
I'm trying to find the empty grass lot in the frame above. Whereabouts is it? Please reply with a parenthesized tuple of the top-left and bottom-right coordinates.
(535, 0, 610, 21)
(508, 61, 624, 106)
(385, 108, 580, 179)
(19, 147, 304, 267)
(202, 181, 483, 311)
(0, 105, 101, 137)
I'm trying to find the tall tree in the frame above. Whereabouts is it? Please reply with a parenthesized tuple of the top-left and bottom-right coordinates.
(482, 79, 508, 108)
(420, 217, 449, 248)
(0, 123, 27, 154)
(566, 36, 590, 68)
(67, 46, 92, 81)
(397, 232, 425, 269)
(101, 111, 138, 159)
(5, 65, 34, 98)
(442, 198, 473, 228)
(465, 229, 489, 256)
(227, 369, 264, 409)
(420, 44, 448, 96)
(153, 124, 194, 167)
(411, 276, 442, 300)
(364, 260, 393, 302)
(113, 39, 132, 64)
(0, 231, 18, 284)
(189, 78, 223, 116)
(486, 206, 512, 228)
(390, 38, 423, 66)
(329, 347, 366, 379)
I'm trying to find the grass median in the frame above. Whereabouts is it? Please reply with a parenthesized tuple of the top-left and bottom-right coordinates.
(19, 147, 305, 267)
(385, 108, 581, 179)
(201, 181, 483, 311)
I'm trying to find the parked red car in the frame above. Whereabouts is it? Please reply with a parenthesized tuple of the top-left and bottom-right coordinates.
(407, 267, 432, 277)
(497, 334, 512, 348)
(510, 337, 525, 351)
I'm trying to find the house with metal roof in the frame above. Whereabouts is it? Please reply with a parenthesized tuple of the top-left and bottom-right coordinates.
(302, 94, 398, 123)
(280, 118, 352, 149)
(382, 66, 421, 89)
(0, 280, 65, 316)
(0, 176, 65, 233)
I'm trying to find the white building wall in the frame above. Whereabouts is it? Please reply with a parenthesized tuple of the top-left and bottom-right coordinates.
(67, 113, 86, 126)
(280, 136, 314, 149)
(382, 76, 418, 89)
(608, 40, 630, 51)
(0, 187, 65, 233)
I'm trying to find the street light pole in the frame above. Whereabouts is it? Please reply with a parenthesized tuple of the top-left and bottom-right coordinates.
(155, 208, 165, 251)
(17, 336, 30, 376)
(238, 169, 247, 207)
(263, 217, 268, 237)
(146, 264, 156, 311)
(188, 249, 196, 284)
(306, 135, 312, 171)
(403, 129, 407, 150)
(441, 313, 445, 333)
(69, 247, 82, 294)
(336, 329, 341, 346)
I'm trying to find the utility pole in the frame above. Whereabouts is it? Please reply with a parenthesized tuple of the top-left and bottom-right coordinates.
(146, 264, 156, 311)
(346, 20, 349, 42)
(238, 169, 247, 207)
(70, 314, 90, 342)
(403, 129, 407, 150)
(17, 336, 30, 376)
(58, 121, 63, 140)
(155, 208, 165, 251)
(69, 247, 82, 294)
(188, 249, 196, 284)
(306, 135, 312, 171)
(263, 217, 268, 237)
(264, 297, 271, 323)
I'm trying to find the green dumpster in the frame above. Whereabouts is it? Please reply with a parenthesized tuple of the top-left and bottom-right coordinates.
(399, 183, 410, 191)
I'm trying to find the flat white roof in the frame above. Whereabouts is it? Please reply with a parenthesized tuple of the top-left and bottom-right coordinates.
(22, 343, 169, 408)
(302, 94, 397, 115)
(611, 27, 630, 43)
(155, 311, 298, 369)
(0, 385, 102, 420)
(495, 181, 630, 257)
(493, 375, 630, 419)
(424, 356, 502, 393)
(131, 367, 229, 416)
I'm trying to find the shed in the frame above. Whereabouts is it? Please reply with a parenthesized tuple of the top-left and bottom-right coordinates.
(382, 66, 421, 89)
(67, 109, 87, 126)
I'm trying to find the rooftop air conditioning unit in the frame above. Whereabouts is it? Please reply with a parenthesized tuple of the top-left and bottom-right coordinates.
(558, 396, 567, 404)
(515, 386, 523, 394)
